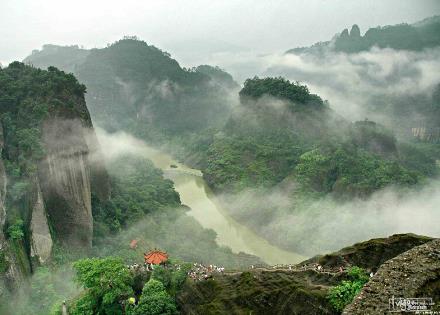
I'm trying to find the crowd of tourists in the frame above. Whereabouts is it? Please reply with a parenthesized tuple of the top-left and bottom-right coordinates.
(188, 263, 225, 281)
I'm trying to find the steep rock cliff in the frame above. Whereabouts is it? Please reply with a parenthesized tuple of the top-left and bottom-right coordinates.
(0, 63, 110, 289)
(343, 238, 440, 314)
(39, 118, 93, 248)
(177, 234, 432, 315)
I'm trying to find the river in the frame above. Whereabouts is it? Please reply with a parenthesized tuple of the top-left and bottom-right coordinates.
(143, 146, 305, 265)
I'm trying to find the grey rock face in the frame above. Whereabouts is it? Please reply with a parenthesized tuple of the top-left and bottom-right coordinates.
(343, 239, 440, 314)
(39, 119, 93, 248)
(30, 181, 53, 263)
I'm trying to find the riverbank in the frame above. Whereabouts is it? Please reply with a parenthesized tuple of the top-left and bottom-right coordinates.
(142, 145, 305, 265)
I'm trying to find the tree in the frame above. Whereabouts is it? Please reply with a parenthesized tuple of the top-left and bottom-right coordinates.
(71, 257, 133, 315)
(127, 279, 177, 315)
(239, 77, 323, 108)
(7, 219, 25, 240)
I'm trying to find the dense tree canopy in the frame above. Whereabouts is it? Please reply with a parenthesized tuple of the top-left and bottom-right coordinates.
(239, 77, 324, 108)
(71, 257, 133, 315)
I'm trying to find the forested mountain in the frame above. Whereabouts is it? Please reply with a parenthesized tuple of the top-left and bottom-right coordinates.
(0, 62, 110, 291)
(180, 77, 434, 197)
(25, 38, 238, 139)
(287, 15, 440, 54)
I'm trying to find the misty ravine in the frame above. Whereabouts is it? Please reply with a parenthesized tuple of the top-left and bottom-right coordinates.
(141, 145, 305, 265)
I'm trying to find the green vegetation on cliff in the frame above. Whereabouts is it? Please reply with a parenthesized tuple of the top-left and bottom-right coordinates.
(0, 62, 93, 274)
(62, 257, 188, 315)
(92, 155, 180, 238)
(0, 62, 88, 176)
(239, 77, 324, 107)
(327, 267, 369, 312)
(198, 78, 431, 197)
(70, 257, 134, 315)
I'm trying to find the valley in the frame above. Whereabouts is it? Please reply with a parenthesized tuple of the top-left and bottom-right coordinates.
(1, 4, 440, 314)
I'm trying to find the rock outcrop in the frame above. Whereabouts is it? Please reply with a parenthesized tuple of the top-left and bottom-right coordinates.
(177, 269, 339, 315)
(303, 233, 433, 272)
(39, 118, 94, 248)
(30, 180, 53, 263)
(0, 63, 111, 295)
(177, 234, 434, 315)
(343, 238, 440, 314)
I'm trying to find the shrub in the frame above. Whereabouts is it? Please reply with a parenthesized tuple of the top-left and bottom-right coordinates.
(7, 219, 25, 240)
(327, 266, 369, 312)
(127, 279, 177, 315)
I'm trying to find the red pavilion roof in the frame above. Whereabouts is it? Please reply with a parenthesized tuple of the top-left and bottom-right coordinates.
(144, 250, 168, 265)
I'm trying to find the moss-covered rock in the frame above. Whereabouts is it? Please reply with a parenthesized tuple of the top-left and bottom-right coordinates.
(177, 269, 339, 315)
(177, 234, 434, 315)
(303, 233, 433, 272)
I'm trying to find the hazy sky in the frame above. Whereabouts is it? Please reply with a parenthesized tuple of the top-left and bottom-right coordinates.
(1, 0, 439, 67)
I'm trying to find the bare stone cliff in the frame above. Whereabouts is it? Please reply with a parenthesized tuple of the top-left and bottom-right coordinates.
(39, 118, 94, 248)
(343, 238, 440, 314)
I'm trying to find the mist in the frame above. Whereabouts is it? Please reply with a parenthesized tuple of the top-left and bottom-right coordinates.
(94, 127, 440, 259)
(219, 178, 440, 257)
(263, 47, 440, 124)
(2, 1, 440, 67)
(91, 128, 260, 268)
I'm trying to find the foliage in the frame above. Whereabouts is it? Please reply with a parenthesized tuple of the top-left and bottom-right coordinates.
(398, 143, 439, 177)
(92, 154, 180, 238)
(25, 267, 66, 315)
(349, 120, 397, 156)
(204, 133, 304, 192)
(151, 263, 192, 296)
(0, 63, 91, 258)
(295, 146, 419, 197)
(240, 76, 324, 107)
(71, 257, 133, 315)
(7, 219, 25, 240)
(0, 62, 88, 178)
(127, 279, 177, 315)
(328, 266, 369, 312)
(0, 264, 78, 315)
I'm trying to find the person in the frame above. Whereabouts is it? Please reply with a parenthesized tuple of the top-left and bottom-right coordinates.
(370, 272, 374, 277)
(317, 265, 322, 272)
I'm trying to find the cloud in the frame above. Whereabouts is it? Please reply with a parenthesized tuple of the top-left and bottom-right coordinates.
(219, 179, 440, 256)
(263, 47, 440, 122)
(92, 127, 150, 162)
